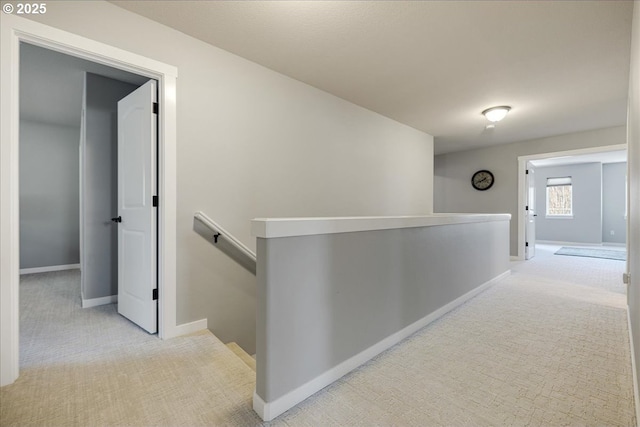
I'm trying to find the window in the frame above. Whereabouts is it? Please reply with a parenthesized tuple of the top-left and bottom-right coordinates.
(546, 177, 572, 217)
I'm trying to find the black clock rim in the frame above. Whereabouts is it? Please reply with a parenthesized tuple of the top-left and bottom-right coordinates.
(471, 170, 494, 191)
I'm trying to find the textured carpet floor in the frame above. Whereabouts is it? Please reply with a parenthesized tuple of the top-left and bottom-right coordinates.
(2, 270, 260, 426)
(271, 245, 635, 426)
(1, 244, 636, 426)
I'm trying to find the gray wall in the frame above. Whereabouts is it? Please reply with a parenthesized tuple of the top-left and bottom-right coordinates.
(534, 163, 602, 244)
(434, 126, 627, 256)
(602, 162, 627, 244)
(533, 162, 627, 245)
(82, 73, 138, 300)
(626, 0, 639, 398)
(22, 2, 434, 353)
(256, 219, 510, 407)
(19, 120, 80, 269)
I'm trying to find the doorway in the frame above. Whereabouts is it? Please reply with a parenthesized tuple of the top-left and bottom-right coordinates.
(525, 163, 536, 259)
(20, 43, 159, 333)
(517, 145, 628, 260)
(1, 13, 179, 386)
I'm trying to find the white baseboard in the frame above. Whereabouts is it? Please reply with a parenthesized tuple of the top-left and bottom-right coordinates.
(20, 263, 80, 275)
(82, 295, 117, 308)
(628, 309, 640, 426)
(169, 318, 208, 338)
(253, 393, 269, 420)
(537, 240, 627, 249)
(536, 240, 610, 247)
(510, 256, 520, 261)
(253, 269, 511, 421)
(602, 242, 627, 247)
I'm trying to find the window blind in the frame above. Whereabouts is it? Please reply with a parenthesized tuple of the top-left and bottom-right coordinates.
(546, 176, 572, 187)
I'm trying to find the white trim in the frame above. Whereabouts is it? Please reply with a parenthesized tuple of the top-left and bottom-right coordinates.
(536, 240, 611, 247)
(253, 393, 269, 421)
(19, 264, 80, 275)
(253, 270, 511, 421)
(1, 12, 21, 388)
(82, 295, 117, 308)
(252, 213, 511, 239)
(629, 309, 640, 425)
(0, 13, 178, 386)
(603, 242, 627, 247)
(171, 318, 209, 337)
(516, 144, 627, 261)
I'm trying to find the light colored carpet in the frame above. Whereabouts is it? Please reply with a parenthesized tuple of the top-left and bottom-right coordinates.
(2, 270, 261, 426)
(271, 244, 635, 426)
(1, 244, 636, 426)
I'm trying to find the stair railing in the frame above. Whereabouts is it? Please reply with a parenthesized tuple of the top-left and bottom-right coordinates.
(194, 211, 256, 275)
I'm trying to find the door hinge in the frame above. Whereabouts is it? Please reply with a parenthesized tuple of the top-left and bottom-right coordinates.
(525, 205, 529, 211)
(153, 288, 158, 300)
(525, 242, 529, 247)
(153, 102, 158, 115)
(152, 195, 158, 207)
(623, 272, 630, 284)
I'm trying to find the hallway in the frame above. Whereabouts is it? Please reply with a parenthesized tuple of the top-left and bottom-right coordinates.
(0, 245, 635, 426)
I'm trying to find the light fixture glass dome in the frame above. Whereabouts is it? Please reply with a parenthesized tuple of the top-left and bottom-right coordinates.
(482, 106, 511, 122)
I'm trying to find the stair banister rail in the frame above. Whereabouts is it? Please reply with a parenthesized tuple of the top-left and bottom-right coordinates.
(194, 211, 256, 264)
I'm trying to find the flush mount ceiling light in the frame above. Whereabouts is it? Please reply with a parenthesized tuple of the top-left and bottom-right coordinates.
(482, 106, 511, 122)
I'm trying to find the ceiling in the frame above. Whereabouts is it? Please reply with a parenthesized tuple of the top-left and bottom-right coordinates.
(20, 43, 149, 128)
(110, 0, 634, 154)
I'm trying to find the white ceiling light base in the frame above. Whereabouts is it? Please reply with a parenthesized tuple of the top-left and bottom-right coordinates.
(482, 106, 511, 122)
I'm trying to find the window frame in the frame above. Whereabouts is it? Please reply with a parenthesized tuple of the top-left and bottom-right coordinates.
(545, 176, 573, 218)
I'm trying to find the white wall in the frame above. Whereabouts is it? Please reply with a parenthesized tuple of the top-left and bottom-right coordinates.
(626, 0, 639, 408)
(602, 162, 627, 244)
(434, 126, 626, 256)
(534, 163, 602, 244)
(20, 1, 434, 352)
(19, 120, 80, 269)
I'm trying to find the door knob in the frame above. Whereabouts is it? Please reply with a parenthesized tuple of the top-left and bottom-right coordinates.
(111, 216, 122, 223)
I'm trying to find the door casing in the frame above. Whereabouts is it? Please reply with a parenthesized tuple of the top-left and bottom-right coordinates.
(516, 144, 627, 260)
(525, 164, 536, 260)
(0, 13, 178, 386)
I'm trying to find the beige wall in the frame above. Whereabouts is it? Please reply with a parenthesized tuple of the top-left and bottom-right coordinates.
(434, 126, 626, 256)
(20, 1, 434, 352)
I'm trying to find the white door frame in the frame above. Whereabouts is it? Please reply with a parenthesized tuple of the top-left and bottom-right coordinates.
(516, 143, 627, 260)
(1, 14, 178, 386)
(524, 164, 536, 260)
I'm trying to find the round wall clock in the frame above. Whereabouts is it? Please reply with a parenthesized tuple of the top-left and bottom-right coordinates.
(471, 170, 494, 191)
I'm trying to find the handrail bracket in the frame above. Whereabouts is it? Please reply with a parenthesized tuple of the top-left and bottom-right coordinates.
(193, 211, 256, 275)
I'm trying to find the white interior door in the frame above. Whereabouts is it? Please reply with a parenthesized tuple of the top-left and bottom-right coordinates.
(525, 164, 536, 260)
(117, 80, 157, 333)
